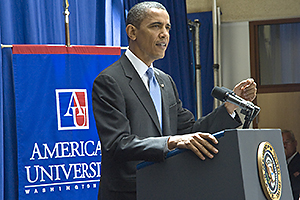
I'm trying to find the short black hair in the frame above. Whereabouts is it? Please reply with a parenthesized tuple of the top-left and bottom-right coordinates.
(126, 1, 167, 29)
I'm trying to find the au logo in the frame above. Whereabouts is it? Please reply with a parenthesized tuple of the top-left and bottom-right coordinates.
(56, 89, 89, 130)
(257, 141, 282, 200)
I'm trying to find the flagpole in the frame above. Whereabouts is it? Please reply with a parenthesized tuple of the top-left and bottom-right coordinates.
(63, 0, 71, 47)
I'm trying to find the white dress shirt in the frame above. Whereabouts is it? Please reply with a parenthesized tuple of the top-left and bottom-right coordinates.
(125, 48, 153, 91)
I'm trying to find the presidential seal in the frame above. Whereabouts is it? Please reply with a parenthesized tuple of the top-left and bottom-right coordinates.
(257, 141, 282, 200)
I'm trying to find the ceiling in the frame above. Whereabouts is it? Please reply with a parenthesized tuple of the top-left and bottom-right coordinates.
(186, 0, 300, 22)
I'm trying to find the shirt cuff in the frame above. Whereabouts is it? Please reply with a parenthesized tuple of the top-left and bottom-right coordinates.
(230, 111, 236, 119)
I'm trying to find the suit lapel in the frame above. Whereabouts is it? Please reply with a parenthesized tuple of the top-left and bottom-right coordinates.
(120, 55, 162, 135)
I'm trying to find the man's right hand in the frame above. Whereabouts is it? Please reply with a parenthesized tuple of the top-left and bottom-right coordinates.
(167, 133, 219, 160)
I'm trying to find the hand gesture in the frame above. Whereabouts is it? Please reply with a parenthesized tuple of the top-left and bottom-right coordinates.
(225, 78, 257, 114)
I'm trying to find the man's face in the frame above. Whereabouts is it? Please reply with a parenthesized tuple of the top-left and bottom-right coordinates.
(128, 8, 171, 66)
(282, 132, 297, 159)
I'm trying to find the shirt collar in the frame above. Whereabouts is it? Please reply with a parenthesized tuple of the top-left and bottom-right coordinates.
(287, 151, 298, 164)
(125, 48, 153, 78)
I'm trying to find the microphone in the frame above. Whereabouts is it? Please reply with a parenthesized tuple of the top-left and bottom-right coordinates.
(211, 86, 256, 111)
(211, 86, 260, 129)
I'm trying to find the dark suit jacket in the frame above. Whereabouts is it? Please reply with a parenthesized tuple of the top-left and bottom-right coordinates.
(92, 54, 242, 200)
(288, 152, 300, 200)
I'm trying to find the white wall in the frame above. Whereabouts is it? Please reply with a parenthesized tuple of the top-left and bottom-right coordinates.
(221, 21, 251, 89)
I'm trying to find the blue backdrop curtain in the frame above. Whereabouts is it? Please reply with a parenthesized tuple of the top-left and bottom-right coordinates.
(0, 0, 211, 199)
(0, 27, 4, 200)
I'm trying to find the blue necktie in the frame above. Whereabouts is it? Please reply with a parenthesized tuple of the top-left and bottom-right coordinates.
(146, 68, 162, 129)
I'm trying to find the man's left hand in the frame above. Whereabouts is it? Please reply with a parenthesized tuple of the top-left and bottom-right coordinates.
(225, 78, 257, 114)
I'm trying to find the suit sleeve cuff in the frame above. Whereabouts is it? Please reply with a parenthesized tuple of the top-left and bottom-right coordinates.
(163, 137, 171, 158)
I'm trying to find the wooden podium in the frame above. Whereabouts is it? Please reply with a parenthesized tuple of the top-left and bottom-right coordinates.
(136, 129, 293, 200)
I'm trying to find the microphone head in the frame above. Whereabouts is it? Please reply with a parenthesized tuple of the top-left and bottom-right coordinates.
(211, 86, 232, 102)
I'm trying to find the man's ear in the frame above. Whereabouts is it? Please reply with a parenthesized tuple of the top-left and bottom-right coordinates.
(126, 24, 137, 41)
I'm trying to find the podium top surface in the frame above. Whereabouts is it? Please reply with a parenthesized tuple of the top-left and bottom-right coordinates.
(137, 129, 281, 170)
(136, 129, 226, 170)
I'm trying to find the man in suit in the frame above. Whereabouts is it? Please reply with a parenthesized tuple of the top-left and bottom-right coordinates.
(92, 2, 257, 200)
(282, 130, 300, 200)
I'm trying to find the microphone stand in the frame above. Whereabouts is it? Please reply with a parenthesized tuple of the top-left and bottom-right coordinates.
(241, 105, 260, 129)
(188, 19, 202, 119)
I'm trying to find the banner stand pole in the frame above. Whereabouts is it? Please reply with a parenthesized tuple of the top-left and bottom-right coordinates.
(63, 0, 71, 47)
(1, 44, 13, 49)
(1, 45, 128, 49)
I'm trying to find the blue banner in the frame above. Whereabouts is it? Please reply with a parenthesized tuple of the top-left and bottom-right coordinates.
(12, 45, 121, 200)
